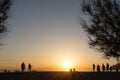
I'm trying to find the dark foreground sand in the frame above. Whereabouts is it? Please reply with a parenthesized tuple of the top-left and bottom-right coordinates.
(0, 71, 120, 80)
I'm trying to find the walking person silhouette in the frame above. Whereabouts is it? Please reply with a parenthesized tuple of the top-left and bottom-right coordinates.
(28, 63, 32, 72)
(93, 64, 95, 72)
(102, 64, 105, 72)
(106, 63, 109, 72)
(97, 64, 100, 72)
(21, 62, 25, 72)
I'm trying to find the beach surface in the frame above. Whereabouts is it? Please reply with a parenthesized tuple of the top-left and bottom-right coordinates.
(0, 71, 120, 80)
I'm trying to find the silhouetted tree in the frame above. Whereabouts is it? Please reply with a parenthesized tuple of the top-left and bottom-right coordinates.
(80, 0, 120, 62)
(0, 0, 13, 44)
(21, 62, 25, 72)
(28, 63, 32, 72)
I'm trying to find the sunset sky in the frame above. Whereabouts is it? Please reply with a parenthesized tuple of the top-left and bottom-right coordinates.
(0, 0, 116, 71)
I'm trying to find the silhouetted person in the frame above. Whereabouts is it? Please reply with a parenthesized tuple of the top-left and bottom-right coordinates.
(73, 68, 75, 72)
(4, 70, 7, 73)
(28, 63, 32, 72)
(93, 64, 95, 72)
(106, 63, 109, 72)
(110, 66, 112, 72)
(102, 64, 105, 72)
(116, 68, 119, 72)
(70, 68, 72, 72)
(21, 62, 25, 72)
(97, 64, 100, 72)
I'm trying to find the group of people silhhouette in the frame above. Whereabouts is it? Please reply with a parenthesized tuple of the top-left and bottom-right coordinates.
(70, 68, 76, 72)
(93, 63, 114, 72)
(21, 62, 32, 72)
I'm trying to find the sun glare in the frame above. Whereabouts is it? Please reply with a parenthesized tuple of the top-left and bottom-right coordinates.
(64, 60, 72, 71)
(64, 61, 71, 68)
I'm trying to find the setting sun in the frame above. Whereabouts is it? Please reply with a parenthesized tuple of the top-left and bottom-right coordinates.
(63, 60, 72, 71)
(64, 61, 71, 68)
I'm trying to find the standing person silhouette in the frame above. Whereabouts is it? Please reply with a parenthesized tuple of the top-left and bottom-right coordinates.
(21, 62, 25, 72)
(106, 63, 109, 72)
(28, 63, 32, 72)
(93, 64, 95, 72)
(110, 66, 112, 72)
(97, 64, 100, 72)
(102, 64, 105, 72)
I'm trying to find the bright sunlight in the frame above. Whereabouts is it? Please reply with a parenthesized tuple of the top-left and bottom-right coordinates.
(64, 61, 71, 68)
(64, 60, 72, 71)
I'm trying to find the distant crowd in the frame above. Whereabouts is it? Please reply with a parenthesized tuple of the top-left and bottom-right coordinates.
(93, 63, 118, 72)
